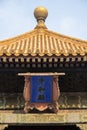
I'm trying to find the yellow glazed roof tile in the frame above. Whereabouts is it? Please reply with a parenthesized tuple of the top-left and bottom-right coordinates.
(0, 6, 87, 57)
(0, 28, 87, 57)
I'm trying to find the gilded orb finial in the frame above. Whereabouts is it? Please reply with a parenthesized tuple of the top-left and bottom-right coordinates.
(34, 6, 48, 29)
(34, 6, 48, 22)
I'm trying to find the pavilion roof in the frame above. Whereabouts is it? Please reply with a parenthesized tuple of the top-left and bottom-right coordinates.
(0, 6, 87, 57)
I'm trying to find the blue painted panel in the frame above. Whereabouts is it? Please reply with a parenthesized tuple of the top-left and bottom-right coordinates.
(31, 76, 52, 103)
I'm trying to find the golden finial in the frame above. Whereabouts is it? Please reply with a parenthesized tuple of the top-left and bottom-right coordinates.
(34, 6, 48, 29)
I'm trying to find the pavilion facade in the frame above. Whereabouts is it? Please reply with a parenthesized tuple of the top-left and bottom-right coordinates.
(0, 6, 87, 130)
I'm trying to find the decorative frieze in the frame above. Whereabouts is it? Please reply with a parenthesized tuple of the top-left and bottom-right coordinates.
(59, 92, 87, 109)
(0, 57, 87, 69)
(0, 56, 87, 64)
(0, 92, 87, 110)
(0, 110, 87, 124)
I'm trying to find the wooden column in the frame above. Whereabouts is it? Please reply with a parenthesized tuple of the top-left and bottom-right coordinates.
(23, 76, 31, 113)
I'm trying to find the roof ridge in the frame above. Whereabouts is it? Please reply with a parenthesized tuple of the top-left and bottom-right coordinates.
(0, 29, 37, 45)
(0, 28, 87, 57)
(45, 29, 87, 44)
(0, 28, 87, 45)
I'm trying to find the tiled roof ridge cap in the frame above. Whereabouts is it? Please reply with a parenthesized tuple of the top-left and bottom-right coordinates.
(46, 29, 87, 44)
(0, 28, 87, 47)
(0, 29, 36, 45)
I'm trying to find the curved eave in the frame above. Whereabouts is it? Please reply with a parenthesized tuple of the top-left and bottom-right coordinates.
(0, 53, 87, 57)
(0, 28, 87, 57)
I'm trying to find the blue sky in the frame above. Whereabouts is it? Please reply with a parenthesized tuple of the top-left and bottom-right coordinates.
(0, 0, 87, 40)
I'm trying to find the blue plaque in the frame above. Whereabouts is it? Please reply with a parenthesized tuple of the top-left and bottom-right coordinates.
(31, 76, 52, 103)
